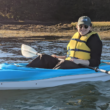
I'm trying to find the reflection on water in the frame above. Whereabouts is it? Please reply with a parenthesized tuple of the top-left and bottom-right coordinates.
(0, 38, 110, 110)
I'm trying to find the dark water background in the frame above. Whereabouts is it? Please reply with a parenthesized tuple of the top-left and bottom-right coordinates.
(0, 38, 110, 110)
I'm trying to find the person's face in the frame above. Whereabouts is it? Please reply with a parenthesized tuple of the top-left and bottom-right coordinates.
(76, 24, 91, 35)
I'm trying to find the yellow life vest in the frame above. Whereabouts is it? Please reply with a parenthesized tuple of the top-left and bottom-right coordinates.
(65, 31, 99, 60)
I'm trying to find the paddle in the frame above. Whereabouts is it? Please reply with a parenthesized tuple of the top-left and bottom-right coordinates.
(101, 61, 110, 65)
(21, 44, 41, 58)
(81, 64, 110, 74)
(21, 44, 63, 60)
(21, 44, 110, 74)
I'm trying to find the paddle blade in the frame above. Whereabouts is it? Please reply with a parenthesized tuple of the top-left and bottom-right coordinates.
(21, 44, 38, 58)
(21, 49, 37, 58)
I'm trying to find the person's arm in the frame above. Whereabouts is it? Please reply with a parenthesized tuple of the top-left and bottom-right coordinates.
(86, 34, 102, 67)
(51, 54, 66, 60)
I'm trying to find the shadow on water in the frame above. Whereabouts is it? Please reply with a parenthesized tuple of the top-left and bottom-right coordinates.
(0, 38, 110, 109)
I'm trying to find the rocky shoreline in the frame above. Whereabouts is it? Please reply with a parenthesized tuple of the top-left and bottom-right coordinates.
(0, 22, 110, 40)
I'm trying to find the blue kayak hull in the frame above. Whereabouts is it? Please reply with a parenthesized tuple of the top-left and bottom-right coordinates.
(0, 60, 109, 90)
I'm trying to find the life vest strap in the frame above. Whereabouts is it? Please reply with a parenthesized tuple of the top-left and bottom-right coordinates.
(71, 38, 86, 43)
(68, 49, 90, 53)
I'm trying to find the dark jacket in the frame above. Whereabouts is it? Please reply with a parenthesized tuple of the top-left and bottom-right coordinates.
(86, 33, 102, 67)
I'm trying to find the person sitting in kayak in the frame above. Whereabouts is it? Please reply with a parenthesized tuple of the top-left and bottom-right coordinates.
(27, 16, 102, 69)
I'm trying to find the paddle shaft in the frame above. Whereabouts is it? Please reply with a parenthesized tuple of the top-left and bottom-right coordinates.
(81, 64, 110, 74)
(101, 61, 110, 65)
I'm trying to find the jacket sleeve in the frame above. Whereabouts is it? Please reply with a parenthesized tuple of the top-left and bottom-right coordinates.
(86, 34, 102, 67)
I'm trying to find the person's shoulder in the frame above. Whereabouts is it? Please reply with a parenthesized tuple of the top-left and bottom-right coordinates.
(87, 32, 102, 49)
(89, 32, 101, 41)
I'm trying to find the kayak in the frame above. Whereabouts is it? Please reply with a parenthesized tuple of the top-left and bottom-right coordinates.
(0, 60, 110, 90)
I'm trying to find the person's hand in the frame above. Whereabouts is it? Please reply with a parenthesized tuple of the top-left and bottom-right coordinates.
(70, 58, 80, 64)
(51, 54, 57, 58)
(70, 58, 74, 62)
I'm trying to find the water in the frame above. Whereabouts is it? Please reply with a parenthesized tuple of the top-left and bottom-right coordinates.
(0, 38, 110, 110)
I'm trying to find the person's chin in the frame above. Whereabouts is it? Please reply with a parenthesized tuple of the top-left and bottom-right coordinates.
(79, 31, 87, 36)
(80, 32, 85, 36)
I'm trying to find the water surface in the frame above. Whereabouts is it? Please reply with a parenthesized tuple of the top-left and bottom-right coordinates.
(0, 38, 110, 110)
